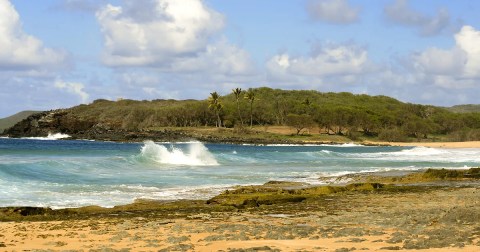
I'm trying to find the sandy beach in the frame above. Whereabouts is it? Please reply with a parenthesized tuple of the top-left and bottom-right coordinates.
(366, 141, 480, 148)
(1, 176, 480, 251)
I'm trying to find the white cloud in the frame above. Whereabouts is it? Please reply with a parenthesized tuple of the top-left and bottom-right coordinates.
(171, 39, 256, 75)
(267, 43, 375, 83)
(54, 79, 90, 104)
(412, 47, 466, 75)
(95, 0, 257, 97)
(306, 0, 360, 24)
(358, 25, 480, 105)
(455, 25, 480, 78)
(0, 0, 66, 70)
(411, 25, 480, 87)
(96, 0, 225, 67)
(384, 0, 451, 36)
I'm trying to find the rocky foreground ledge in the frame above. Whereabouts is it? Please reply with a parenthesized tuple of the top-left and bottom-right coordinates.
(1, 169, 480, 251)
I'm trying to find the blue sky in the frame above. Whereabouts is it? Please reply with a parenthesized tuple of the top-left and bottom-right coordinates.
(1, 0, 480, 117)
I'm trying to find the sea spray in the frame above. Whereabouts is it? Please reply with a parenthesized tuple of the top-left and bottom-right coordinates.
(140, 140, 218, 166)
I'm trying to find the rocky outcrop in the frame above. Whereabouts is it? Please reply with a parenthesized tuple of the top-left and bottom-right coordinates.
(2, 111, 63, 137)
(1, 110, 206, 142)
(2, 109, 98, 138)
(1, 109, 339, 144)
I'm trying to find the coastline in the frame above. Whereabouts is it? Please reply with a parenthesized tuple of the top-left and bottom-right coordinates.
(1, 169, 480, 251)
(4, 133, 480, 149)
(2, 136, 480, 250)
(371, 141, 480, 148)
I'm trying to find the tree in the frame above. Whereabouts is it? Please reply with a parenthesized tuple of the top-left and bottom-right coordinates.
(232, 88, 244, 126)
(301, 98, 313, 115)
(286, 113, 315, 135)
(208, 92, 223, 127)
(244, 89, 257, 127)
(402, 117, 432, 139)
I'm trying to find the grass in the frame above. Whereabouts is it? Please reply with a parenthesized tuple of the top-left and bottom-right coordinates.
(0, 110, 40, 132)
(147, 126, 353, 144)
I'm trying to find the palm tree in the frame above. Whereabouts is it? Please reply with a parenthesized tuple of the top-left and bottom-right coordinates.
(232, 88, 244, 126)
(208, 91, 222, 127)
(244, 89, 257, 128)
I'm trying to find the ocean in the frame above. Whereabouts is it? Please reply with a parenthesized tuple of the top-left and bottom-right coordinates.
(1, 137, 479, 209)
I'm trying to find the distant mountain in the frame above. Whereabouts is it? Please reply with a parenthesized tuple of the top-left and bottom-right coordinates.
(447, 105, 480, 113)
(0, 111, 41, 132)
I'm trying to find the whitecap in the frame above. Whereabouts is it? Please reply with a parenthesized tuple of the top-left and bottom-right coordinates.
(349, 146, 480, 163)
(320, 142, 367, 147)
(140, 140, 218, 166)
(22, 132, 71, 140)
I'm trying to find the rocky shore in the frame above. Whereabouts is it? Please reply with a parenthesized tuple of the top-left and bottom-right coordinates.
(0, 110, 347, 145)
(5, 110, 480, 148)
(1, 169, 479, 251)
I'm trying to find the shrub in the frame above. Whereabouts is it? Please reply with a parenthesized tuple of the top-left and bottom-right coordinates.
(447, 128, 480, 141)
(378, 128, 407, 142)
(223, 120, 234, 128)
(347, 129, 361, 141)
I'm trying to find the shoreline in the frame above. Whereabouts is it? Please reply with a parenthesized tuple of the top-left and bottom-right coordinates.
(1, 173, 479, 251)
(3, 134, 480, 148)
(364, 140, 480, 148)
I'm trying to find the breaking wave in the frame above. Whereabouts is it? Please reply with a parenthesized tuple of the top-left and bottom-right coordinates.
(140, 140, 218, 166)
(22, 133, 71, 140)
(322, 146, 480, 163)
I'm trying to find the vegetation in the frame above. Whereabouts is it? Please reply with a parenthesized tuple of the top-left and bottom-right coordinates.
(232, 88, 244, 126)
(208, 92, 223, 127)
(4, 87, 480, 142)
(244, 89, 257, 128)
(0, 111, 40, 132)
(447, 104, 480, 113)
(286, 114, 315, 135)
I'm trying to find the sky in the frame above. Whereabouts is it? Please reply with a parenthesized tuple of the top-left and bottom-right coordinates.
(1, 0, 480, 117)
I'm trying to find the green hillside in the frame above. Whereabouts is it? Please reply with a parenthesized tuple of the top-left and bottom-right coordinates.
(3, 88, 480, 142)
(447, 104, 480, 113)
(0, 111, 41, 132)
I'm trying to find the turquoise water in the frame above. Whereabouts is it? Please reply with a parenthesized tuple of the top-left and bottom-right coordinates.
(1, 137, 479, 208)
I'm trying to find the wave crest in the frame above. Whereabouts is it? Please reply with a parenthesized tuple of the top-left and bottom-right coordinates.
(140, 141, 218, 166)
(22, 133, 71, 140)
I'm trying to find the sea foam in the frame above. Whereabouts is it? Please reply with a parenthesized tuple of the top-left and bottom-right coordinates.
(140, 140, 218, 166)
(22, 133, 71, 140)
